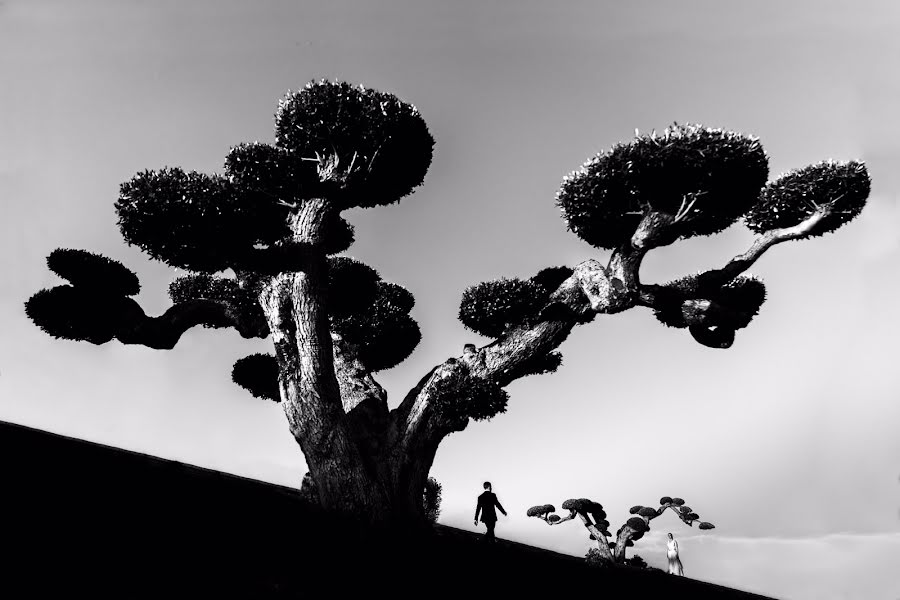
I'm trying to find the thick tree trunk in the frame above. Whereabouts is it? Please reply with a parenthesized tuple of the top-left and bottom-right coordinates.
(255, 199, 436, 528)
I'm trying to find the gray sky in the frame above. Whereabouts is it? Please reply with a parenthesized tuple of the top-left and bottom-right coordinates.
(2, 1, 899, 598)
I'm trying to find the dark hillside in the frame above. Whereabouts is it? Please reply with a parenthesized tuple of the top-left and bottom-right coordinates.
(0, 421, 773, 598)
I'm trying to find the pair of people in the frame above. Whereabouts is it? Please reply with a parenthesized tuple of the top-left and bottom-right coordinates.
(473, 482, 685, 576)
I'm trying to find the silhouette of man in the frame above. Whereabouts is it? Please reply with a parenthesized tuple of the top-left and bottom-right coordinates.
(474, 481, 506, 543)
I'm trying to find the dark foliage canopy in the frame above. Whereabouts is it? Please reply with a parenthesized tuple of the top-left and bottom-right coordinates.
(47, 249, 141, 296)
(526, 504, 556, 517)
(330, 278, 420, 373)
(25, 285, 139, 345)
(747, 160, 869, 237)
(557, 124, 769, 249)
(653, 274, 767, 330)
(458, 278, 545, 338)
(275, 80, 435, 209)
(27, 250, 145, 344)
(232, 353, 281, 402)
(430, 365, 509, 423)
(325, 257, 382, 317)
(625, 516, 649, 532)
(114, 81, 433, 273)
(458, 265, 575, 339)
(117, 168, 254, 272)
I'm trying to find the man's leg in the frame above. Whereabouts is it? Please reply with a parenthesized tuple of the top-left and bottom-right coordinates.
(485, 520, 496, 542)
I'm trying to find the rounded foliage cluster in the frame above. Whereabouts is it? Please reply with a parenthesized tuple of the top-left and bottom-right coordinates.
(429, 365, 509, 423)
(224, 142, 318, 206)
(557, 124, 769, 249)
(323, 256, 419, 372)
(671, 498, 685, 506)
(629, 505, 643, 515)
(653, 273, 767, 331)
(319, 214, 356, 255)
(274, 80, 434, 209)
(231, 353, 281, 402)
(746, 161, 870, 237)
(458, 277, 545, 338)
(638, 507, 659, 518)
(659, 496, 673, 505)
(25, 286, 140, 345)
(47, 249, 140, 296)
(458, 264, 579, 339)
(326, 257, 382, 317)
(698, 522, 716, 530)
(526, 504, 556, 517)
(117, 168, 255, 272)
(330, 280, 420, 372)
(562, 498, 603, 514)
(625, 517, 649, 532)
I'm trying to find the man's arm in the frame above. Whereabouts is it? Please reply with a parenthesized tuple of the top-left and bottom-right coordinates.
(474, 499, 481, 524)
(495, 497, 507, 516)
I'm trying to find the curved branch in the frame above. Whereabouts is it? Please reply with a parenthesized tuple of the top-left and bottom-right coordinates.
(546, 511, 578, 526)
(26, 283, 267, 350)
(698, 204, 831, 288)
(631, 207, 830, 349)
(392, 253, 649, 458)
(639, 205, 831, 309)
(118, 298, 266, 349)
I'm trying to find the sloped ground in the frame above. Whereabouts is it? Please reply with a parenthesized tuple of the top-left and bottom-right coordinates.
(0, 421, 774, 598)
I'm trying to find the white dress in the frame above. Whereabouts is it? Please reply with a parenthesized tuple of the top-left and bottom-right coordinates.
(667, 539, 684, 576)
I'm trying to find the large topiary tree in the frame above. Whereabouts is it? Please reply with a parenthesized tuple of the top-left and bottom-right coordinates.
(25, 80, 870, 527)
(527, 497, 715, 565)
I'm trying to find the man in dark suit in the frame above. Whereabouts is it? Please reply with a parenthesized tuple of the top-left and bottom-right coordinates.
(474, 481, 507, 543)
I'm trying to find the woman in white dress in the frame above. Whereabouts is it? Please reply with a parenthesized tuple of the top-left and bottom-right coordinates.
(666, 533, 684, 576)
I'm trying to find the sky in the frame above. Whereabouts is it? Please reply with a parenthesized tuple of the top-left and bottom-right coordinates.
(1, 1, 899, 598)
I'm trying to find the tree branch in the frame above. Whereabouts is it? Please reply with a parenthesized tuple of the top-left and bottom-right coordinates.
(392, 250, 651, 458)
(699, 204, 832, 287)
(640, 204, 831, 309)
(544, 511, 578, 526)
(129, 299, 264, 348)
